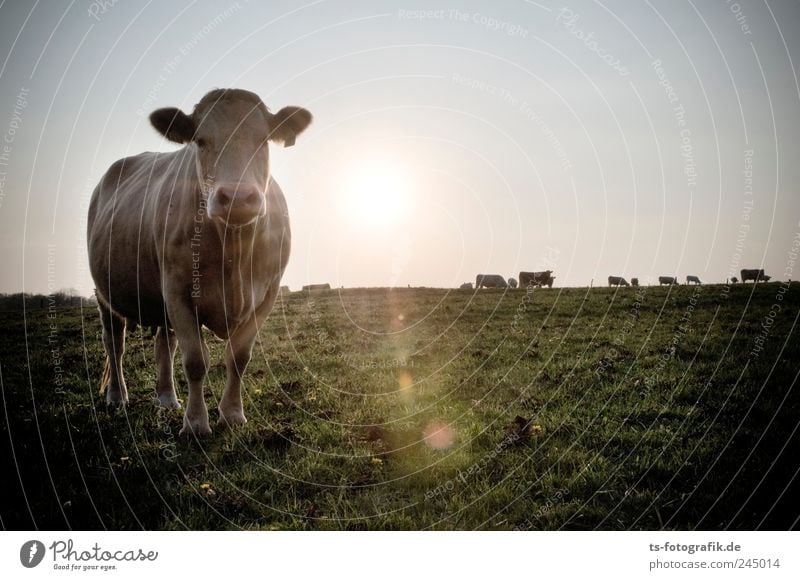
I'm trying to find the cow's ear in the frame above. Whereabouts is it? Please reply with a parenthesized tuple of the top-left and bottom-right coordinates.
(149, 107, 196, 144)
(268, 106, 312, 147)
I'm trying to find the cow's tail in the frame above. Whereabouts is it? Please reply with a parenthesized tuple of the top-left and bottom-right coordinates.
(99, 356, 111, 395)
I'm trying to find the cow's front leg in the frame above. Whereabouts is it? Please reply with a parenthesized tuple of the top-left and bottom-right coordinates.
(154, 326, 180, 408)
(168, 306, 212, 436)
(178, 336, 211, 435)
(217, 321, 259, 429)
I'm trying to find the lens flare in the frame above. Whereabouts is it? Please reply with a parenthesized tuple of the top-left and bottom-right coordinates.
(423, 420, 455, 450)
(398, 370, 413, 389)
(397, 370, 414, 403)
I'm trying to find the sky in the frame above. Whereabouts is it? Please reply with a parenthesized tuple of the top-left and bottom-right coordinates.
(1, 0, 799, 294)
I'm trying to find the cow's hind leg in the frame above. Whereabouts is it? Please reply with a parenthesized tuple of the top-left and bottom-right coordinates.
(98, 301, 128, 407)
(154, 326, 180, 409)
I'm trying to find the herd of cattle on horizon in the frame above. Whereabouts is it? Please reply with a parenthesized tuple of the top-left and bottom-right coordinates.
(456, 268, 774, 290)
(296, 268, 776, 292)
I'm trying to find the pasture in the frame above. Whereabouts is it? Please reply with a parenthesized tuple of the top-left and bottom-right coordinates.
(2, 284, 798, 530)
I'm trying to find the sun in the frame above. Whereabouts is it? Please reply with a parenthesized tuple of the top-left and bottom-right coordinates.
(343, 163, 409, 226)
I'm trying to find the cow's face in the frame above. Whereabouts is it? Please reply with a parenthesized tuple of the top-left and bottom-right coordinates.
(150, 89, 311, 226)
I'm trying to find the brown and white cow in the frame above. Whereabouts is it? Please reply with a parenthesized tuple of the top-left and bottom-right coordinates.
(88, 88, 312, 435)
(607, 276, 629, 287)
(741, 269, 771, 283)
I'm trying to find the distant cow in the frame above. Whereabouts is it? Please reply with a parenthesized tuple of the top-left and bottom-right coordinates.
(303, 283, 331, 291)
(519, 270, 555, 288)
(459, 282, 473, 290)
(608, 276, 629, 287)
(741, 269, 771, 283)
(731, 276, 739, 284)
(686, 275, 702, 285)
(508, 278, 518, 289)
(631, 278, 639, 287)
(476, 274, 507, 289)
(658, 276, 678, 285)
(88, 88, 312, 435)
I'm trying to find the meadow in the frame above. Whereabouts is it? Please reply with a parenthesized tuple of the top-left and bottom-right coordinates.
(1, 283, 798, 530)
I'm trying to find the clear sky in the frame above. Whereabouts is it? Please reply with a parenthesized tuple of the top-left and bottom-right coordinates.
(1, 0, 799, 294)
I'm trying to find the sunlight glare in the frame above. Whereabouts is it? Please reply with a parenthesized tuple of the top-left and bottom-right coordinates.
(343, 163, 409, 227)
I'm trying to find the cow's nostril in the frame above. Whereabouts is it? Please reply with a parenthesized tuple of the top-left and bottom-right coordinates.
(244, 189, 260, 206)
(216, 188, 233, 206)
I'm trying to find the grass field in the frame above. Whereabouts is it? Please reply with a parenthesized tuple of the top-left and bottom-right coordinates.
(2, 284, 799, 530)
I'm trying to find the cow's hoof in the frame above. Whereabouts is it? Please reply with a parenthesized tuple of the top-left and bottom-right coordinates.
(105, 391, 128, 409)
(180, 415, 212, 436)
(217, 410, 247, 430)
(154, 394, 182, 409)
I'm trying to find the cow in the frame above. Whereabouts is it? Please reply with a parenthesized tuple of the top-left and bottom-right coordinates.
(476, 274, 507, 289)
(686, 275, 702, 285)
(519, 270, 555, 288)
(88, 88, 312, 435)
(459, 282, 473, 290)
(658, 276, 678, 285)
(631, 278, 639, 287)
(741, 269, 771, 283)
(508, 277, 518, 289)
(608, 276, 629, 287)
(303, 283, 331, 291)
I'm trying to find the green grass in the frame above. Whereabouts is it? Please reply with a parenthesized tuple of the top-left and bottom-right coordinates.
(1, 284, 798, 530)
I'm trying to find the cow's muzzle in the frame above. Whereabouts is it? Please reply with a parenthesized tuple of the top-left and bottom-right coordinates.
(208, 183, 266, 225)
